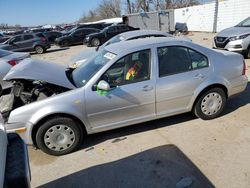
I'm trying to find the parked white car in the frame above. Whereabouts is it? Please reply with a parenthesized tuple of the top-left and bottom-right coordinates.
(213, 16, 250, 58)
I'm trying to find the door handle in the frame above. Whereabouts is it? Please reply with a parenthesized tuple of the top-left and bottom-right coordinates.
(142, 85, 153, 91)
(194, 73, 205, 79)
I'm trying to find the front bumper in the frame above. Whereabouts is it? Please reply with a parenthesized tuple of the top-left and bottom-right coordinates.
(5, 121, 34, 145)
(213, 38, 248, 53)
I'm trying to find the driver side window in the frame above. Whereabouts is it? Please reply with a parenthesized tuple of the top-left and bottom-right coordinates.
(101, 49, 151, 87)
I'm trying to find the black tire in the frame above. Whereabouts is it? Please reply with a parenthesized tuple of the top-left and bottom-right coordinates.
(0, 85, 2, 97)
(193, 88, 226, 120)
(91, 38, 100, 47)
(61, 40, 69, 47)
(34, 45, 45, 54)
(35, 117, 83, 156)
(245, 48, 250, 59)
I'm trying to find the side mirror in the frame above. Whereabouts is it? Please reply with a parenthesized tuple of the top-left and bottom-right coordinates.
(8, 40, 14, 45)
(97, 80, 110, 91)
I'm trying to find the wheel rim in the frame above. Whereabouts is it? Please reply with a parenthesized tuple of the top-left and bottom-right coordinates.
(93, 39, 100, 46)
(44, 125, 75, 151)
(201, 92, 222, 116)
(36, 46, 43, 53)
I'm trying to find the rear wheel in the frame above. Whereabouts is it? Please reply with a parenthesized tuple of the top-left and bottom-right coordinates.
(34, 45, 45, 54)
(36, 117, 83, 156)
(61, 40, 69, 47)
(193, 88, 226, 120)
(91, 38, 100, 47)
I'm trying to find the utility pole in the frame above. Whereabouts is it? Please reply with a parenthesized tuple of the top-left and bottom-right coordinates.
(213, 0, 219, 33)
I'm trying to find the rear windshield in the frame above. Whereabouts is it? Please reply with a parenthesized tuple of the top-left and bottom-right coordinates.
(0, 49, 12, 58)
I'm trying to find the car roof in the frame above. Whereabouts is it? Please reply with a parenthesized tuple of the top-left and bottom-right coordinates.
(119, 30, 172, 39)
(76, 28, 99, 31)
(105, 37, 193, 54)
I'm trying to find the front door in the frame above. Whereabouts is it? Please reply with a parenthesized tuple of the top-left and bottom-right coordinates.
(21, 34, 35, 51)
(5, 35, 23, 51)
(85, 49, 156, 130)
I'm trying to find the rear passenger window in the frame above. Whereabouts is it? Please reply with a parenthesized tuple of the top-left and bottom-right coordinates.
(24, 35, 34, 40)
(158, 46, 192, 77)
(188, 49, 208, 69)
(157, 46, 209, 77)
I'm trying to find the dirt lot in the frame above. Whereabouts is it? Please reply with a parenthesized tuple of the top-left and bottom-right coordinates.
(29, 32, 250, 188)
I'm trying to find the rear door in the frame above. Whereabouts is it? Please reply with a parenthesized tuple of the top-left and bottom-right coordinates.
(106, 26, 117, 40)
(72, 30, 83, 44)
(22, 34, 35, 51)
(156, 45, 211, 116)
(5, 35, 23, 51)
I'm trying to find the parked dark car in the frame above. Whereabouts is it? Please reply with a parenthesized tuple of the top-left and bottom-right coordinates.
(43, 31, 62, 44)
(0, 33, 10, 43)
(0, 33, 50, 54)
(175, 22, 188, 34)
(25, 28, 52, 33)
(55, 28, 100, 47)
(62, 23, 111, 36)
(85, 24, 139, 47)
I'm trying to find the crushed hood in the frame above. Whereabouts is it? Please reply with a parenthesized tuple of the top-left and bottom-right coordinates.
(216, 26, 250, 37)
(4, 58, 76, 89)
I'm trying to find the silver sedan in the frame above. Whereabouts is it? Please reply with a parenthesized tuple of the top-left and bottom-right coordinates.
(0, 49, 30, 96)
(4, 37, 248, 155)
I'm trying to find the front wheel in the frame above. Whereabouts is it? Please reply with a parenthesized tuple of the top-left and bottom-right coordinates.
(36, 117, 83, 156)
(34, 45, 45, 54)
(91, 38, 100, 47)
(193, 88, 226, 120)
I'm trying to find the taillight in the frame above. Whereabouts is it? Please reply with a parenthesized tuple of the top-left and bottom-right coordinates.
(40, 37, 46, 42)
(242, 60, 246, 75)
(7, 60, 17, 66)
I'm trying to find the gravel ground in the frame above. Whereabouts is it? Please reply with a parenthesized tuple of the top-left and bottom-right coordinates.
(29, 32, 250, 188)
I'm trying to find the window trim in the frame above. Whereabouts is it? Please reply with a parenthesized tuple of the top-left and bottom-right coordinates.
(157, 45, 209, 78)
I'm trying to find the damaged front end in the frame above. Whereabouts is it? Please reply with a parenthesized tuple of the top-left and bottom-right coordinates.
(0, 79, 70, 120)
(0, 59, 75, 119)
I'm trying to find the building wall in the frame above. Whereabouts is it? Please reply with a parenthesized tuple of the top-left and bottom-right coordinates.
(174, 3, 215, 32)
(174, 0, 250, 32)
(217, 0, 250, 31)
